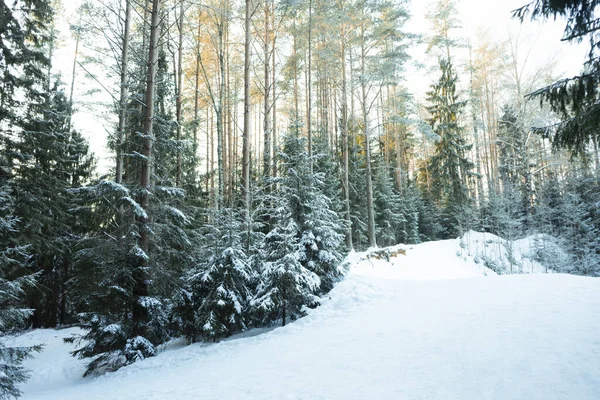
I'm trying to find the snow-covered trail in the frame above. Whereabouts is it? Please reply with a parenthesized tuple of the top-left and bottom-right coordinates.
(14, 237, 600, 400)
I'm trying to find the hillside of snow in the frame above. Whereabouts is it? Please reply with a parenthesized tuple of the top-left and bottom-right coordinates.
(9, 233, 600, 400)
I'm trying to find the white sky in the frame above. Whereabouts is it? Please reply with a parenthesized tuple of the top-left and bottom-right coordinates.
(405, 0, 587, 98)
(54, 0, 588, 174)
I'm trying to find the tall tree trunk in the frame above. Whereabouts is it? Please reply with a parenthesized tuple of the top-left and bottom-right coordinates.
(226, 14, 234, 204)
(67, 15, 82, 132)
(210, 109, 215, 205)
(206, 106, 211, 193)
(293, 19, 299, 137)
(468, 46, 484, 207)
(193, 11, 201, 178)
(136, 0, 162, 338)
(242, 0, 252, 250)
(115, 0, 130, 184)
(263, 0, 271, 177)
(360, 8, 376, 248)
(175, 0, 184, 187)
(217, 15, 226, 208)
(307, 0, 313, 162)
(272, 18, 277, 179)
(340, 23, 353, 250)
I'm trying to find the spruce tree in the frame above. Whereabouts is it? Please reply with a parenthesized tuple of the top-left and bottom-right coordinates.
(373, 156, 405, 247)
(253, 210, 320, 327)
(253, 133, 344, 326)
(187, 208, 252, 341)
(67, 0, 196, 373)
(0, 0, 52, 128)
(0, 181, 41, 399)
(304, 133, 346, 292)
(513, 0, 600, 153)
(426, 58, 474, 237)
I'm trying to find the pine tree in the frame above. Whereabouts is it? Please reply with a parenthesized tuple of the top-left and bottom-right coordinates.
(560, 171, 600, 275)
(397, 184, 421, 244)
(5, 85, 94, 328)
(0, 0, 52, 128)
(497, 105, 532, 221)
(66, 180, 166, 376)
(253, 210, 320, 327)
(67, 0, 197, 373)
(373, 156, 405, 247)
(348, 120, 370, 249)
(187, 208, 252, 341)
(304, 133, 346, 292)
(0, 182, 41, 399)
(426, 58, 474, 237)
(513, 0, 600, 154)
(252, 133, 344, 326)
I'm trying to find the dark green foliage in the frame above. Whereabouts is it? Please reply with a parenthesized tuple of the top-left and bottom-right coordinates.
(66, 14, 196, 373)
(66, 180, 168, 376)
(426, 58, 474, 237)
(373, 157, 405, 247)
(348, 121, 370, 250)
(186, 208, 252, 341)
(253, 211, 320, 327)
(533, 170, 600, 275)
(252, 133, 345, 326)
(416, 187, 444, 242)
(0, 184, 42, 400)
(0, 0, 52, 127)
(304, 133, 346, 292)
(513, 0, 600, 153)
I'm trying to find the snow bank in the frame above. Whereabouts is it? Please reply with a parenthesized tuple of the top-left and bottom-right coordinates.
(11, 235, 600, 400)
(460, 231, 567, 274)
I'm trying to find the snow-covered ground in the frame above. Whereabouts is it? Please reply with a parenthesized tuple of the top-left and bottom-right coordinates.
(10, 234, 600, 399)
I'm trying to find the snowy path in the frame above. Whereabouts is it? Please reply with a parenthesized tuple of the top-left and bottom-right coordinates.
(13, 237, 600, 400)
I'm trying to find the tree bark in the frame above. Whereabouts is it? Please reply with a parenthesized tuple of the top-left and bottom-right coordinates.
(263, 0, 271, 178)
(340, 22, 353, 250)
(115, 0, 130, 184)
(136, 0, 162, 338)
(360, 7, 376, 248)
(175, 0, 184, 187)
(242, 0, 252, 250)
(307, 0, 313, 162)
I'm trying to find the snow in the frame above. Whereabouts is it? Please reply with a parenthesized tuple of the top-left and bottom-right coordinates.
(460, 231, 562, 274)
(10, 233, 600, 399)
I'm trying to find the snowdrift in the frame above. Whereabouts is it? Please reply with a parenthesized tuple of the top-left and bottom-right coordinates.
(9, 233, 600, 400)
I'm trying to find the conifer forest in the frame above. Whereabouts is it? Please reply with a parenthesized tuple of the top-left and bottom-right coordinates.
(2, 0, 600, 398)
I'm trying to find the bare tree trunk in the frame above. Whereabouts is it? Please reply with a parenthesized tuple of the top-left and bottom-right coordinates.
(263, 0, 271, 178)
(206, 106, 210, 193)
(210, 108, 215, 205)
(175, 0, 184, 187)
(115, 0, 131, 184)
(293, 19, 299, 137)
(468, 45, 484, 207)
(217, 14, 226, 207)
(136, 0, 162, 338)
(226, 14, 234, 204)
(67, 15, 82, 132)
(340, 24, 353, 250)
(193, 11, 201, 175)
(360, 8, 376, 248)
(242, 0, 252, 250)
(307, 0, 313, 162)
(46, 21, 55, 93)
(272, 17, 278, 179)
